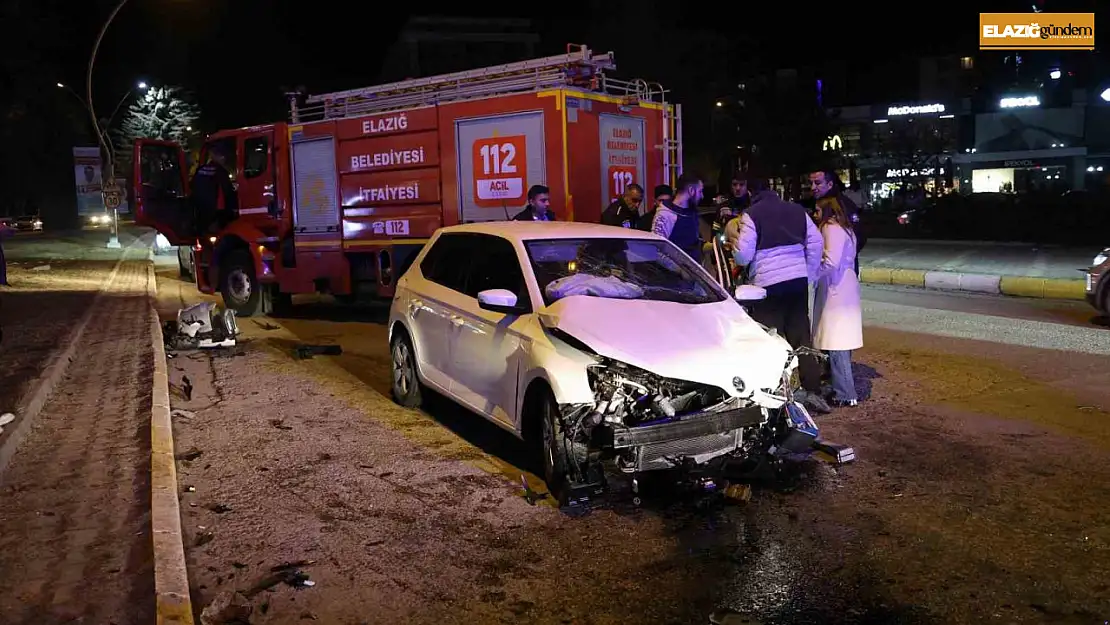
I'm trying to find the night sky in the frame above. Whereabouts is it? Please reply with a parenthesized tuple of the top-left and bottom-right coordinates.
(12, 0, 1104, 132)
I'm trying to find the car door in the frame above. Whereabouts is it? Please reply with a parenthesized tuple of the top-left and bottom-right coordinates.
(450, 233, 531, 429)
(406, 233, 475, 393)
(133, 139, 192, 245)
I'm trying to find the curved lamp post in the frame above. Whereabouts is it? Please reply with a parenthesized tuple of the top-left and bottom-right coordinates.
(87, 0, 132, 248)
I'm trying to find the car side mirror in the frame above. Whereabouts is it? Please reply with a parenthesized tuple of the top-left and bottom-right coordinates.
(477, 289, 524, 314)
(734, 285, 767, 302)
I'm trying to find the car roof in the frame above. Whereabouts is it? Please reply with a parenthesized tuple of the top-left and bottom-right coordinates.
(438, 221, 665, 242)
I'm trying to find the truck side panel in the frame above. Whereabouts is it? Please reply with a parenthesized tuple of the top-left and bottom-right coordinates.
(438, 93, 565, 223)
(563, 92, 669, 224)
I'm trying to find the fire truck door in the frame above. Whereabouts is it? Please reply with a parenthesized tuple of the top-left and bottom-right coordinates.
(237, 130, 278, 218)
(133, 139, 193, 245)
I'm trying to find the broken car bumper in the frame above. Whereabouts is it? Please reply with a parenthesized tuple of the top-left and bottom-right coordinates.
(612, 405, 766, 472)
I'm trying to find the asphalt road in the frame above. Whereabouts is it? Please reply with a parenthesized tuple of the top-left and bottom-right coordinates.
(146, 254, 1110, 624)
(860, 238, 1104, 279)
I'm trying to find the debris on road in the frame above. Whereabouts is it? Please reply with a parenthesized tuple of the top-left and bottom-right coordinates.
(165, 302, 240, 350)
(0, 412, 15, 427)
(196, 530, 215, 547)
(722, 483, 752, 503)
(293, 343, 342, 359)
(171, 408, 196, 420)
(520, 474, 549, 506)
(253, 319, 280, 331)
(175, 447, 203, 461)
(269, 419, 293, 431)
(31, 264, 50, 271)
(170, 375, 193, 402)
(199, 590, 253, 625)
(207, 503, 232, 514)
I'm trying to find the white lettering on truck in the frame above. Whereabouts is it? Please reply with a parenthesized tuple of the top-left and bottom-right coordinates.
(361, 112, 409, 135)
(349, 146, 427, 171)
(358, 182, 421, 202)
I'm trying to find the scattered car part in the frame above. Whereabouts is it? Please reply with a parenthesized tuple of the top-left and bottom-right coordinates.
(165, 302, 240, 350)
(294, 344, 342, 359)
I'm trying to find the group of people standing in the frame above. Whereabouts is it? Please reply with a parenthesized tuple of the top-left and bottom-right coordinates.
(508, 171, 865, 416)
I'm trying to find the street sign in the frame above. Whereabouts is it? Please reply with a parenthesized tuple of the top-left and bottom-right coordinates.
(103, 184, 122, 210)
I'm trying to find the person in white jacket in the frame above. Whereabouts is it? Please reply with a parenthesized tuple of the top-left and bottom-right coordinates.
(812, 196, 864, 407)
(730, 177, 830, 414)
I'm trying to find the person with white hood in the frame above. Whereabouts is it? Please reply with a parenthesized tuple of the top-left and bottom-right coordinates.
(811, 189, 864, 407)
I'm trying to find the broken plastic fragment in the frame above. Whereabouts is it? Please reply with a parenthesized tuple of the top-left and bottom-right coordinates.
(0, 413, 14, 428)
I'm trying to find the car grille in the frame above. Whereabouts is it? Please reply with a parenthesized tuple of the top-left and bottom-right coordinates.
(633, 429, 743, 472)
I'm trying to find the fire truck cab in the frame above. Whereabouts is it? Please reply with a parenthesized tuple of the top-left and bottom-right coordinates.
(133, 44, 683, 316)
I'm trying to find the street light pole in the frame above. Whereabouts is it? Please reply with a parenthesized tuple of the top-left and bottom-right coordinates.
(87, 0, 131, 249)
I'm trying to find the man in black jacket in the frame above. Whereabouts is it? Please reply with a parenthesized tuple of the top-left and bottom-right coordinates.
(511, 185, 557, 221)
(600, 183, 644, 228)
(191, 144, 238, 232)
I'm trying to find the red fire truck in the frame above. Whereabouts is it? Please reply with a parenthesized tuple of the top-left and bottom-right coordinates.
(134, 44, 683, 316)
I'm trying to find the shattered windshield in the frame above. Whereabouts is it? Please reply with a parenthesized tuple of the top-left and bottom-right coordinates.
(524, 237, 727, 306)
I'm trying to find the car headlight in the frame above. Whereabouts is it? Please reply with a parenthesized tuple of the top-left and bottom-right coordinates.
(1094, 248, 1110, 266)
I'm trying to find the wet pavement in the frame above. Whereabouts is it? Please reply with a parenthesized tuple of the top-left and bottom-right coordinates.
(149, 256, 1110, 625)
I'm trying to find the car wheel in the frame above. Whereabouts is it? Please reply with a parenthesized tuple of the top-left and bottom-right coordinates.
(539, 393, 571, 503)
(220, 250, 262, 317)
(390, 332, 423, 408)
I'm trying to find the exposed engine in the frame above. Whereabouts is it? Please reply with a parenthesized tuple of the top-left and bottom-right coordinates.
(585, 358, 731, 427)
(548, 350, 854, 509)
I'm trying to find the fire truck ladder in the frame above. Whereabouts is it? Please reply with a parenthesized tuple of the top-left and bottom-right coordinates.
(295, 44, 621, 122)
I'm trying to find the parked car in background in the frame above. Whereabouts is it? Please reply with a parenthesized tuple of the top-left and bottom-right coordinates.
(86, 212, 112, 228)
(178, 242, 196, 280)
(12, 215, 43, 231)
(1085, 246, 1110, 316)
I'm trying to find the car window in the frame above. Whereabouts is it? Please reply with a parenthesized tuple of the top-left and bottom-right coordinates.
(462, 234, 528, 307)
(243, 136, 269, 179)
(525, 237, 727, 306)
(419, 233, 473, 293)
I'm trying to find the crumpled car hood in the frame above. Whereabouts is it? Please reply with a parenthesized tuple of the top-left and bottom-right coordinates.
(539, 295, 793, 396)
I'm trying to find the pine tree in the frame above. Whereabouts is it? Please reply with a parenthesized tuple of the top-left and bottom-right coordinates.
(112, 85, 201, 174)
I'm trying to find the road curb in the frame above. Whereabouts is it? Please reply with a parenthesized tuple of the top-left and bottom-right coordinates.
(860, 265, 1087, 301)
(0, 245, 131, 476)
(145, 253, 196, 625)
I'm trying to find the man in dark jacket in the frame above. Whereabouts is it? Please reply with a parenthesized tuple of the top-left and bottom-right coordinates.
(600, 183, 644, 228)
(731, 176, 830, 414)
(511, 185, 557, 221)
(809, 168, 866, 275)
(638, 184, 673, 231)
(651, 174, 704, 262)
(191, 144, 238, 232)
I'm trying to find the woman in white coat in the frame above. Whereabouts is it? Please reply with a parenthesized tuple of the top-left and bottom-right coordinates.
(812, 197, 863, 407)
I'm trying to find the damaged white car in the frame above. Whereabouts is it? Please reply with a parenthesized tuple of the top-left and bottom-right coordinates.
(388, 222, 849, 506)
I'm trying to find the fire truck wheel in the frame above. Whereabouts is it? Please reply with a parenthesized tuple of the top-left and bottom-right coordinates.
(220, 250, 262, 317)
(389, 332, 424, 408)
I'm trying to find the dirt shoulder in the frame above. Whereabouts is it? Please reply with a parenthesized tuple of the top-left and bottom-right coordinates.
(157, 271, 1110, 624)
(0, 259, 156, 625)
(0, 259, 122, 414)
